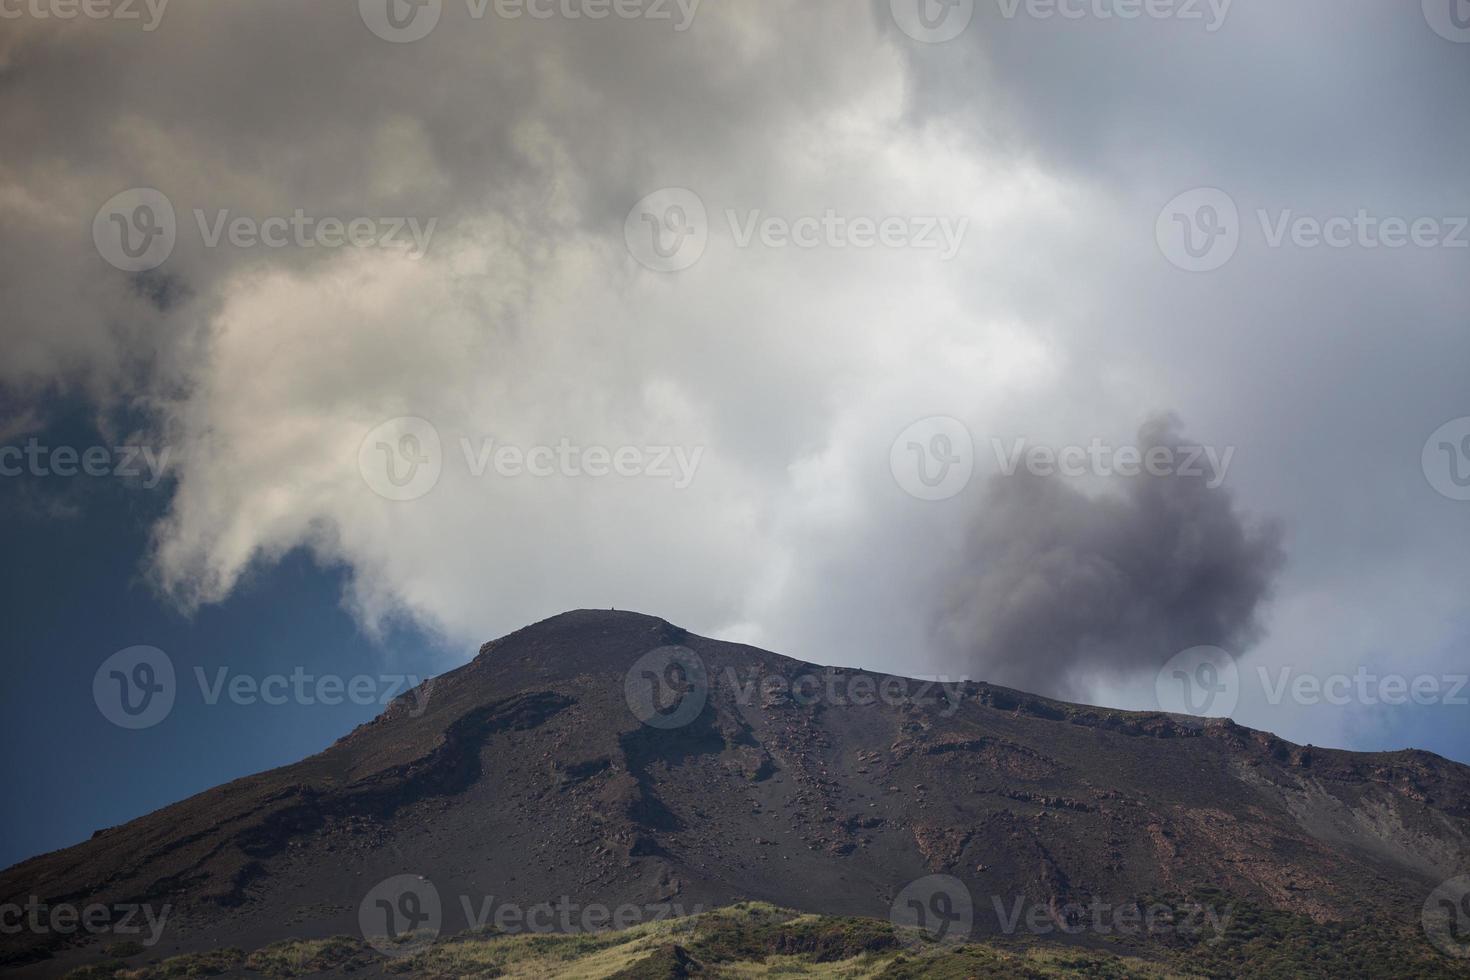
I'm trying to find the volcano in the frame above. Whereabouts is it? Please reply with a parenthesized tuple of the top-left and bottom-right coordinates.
(5, 609, 1470, 975)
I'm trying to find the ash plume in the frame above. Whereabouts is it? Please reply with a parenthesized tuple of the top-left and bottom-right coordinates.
(934, 416, 1285, 699)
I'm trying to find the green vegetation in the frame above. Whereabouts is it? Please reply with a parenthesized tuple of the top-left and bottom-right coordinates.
(88, 947, 245, 977)
(242, 936, 370, 976)
(1155, 888, 1466, 979)
(681, 902, 898, 964)
(61, 898, 1468, 979)
(58, 963, 130, 980)
(102, 941, 145, 959)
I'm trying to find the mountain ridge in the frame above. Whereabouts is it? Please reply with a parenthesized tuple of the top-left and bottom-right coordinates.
(4, 609, 1468, 973)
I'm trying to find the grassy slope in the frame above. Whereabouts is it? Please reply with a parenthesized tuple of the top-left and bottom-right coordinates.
(61, 899, 1468, 979)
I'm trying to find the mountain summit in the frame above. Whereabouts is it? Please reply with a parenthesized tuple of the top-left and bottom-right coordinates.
(5, 610, 1469, 973)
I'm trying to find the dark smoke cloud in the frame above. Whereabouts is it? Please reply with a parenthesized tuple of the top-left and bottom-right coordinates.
(934, 416, 1284, 700)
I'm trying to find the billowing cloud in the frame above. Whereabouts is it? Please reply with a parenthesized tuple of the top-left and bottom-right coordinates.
(2, 0, 1468, 757)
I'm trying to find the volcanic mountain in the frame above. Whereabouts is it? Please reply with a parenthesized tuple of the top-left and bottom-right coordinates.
(5, 610, 1470, 975)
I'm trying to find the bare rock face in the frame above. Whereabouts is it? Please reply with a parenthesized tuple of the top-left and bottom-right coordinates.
(4, 609, 1469, 968)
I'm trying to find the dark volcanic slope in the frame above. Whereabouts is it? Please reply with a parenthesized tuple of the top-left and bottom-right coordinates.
(5, 610, 1470, 968)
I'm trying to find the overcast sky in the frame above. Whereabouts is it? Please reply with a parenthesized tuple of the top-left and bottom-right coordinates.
(3, 0, 1469, 859)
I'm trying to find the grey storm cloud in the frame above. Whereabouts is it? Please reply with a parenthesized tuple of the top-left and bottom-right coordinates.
(891, 0, 1470, 191)
(934, 417, 1285, 699)
(1, 0, 1467, 758)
